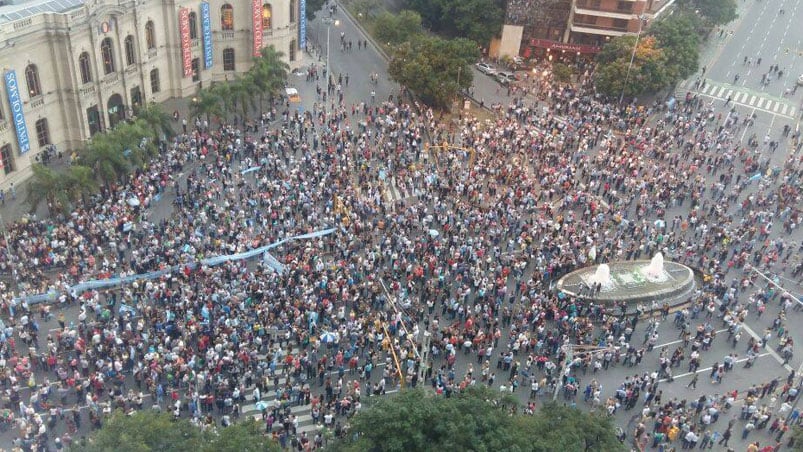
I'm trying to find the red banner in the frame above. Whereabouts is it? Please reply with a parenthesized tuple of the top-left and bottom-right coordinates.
(530, 39, 600, 54)
(179, 8, 192, 77)
(252, 0, 263, 57)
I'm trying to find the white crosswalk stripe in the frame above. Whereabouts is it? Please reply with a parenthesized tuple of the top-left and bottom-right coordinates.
(682, 78, 796, 118)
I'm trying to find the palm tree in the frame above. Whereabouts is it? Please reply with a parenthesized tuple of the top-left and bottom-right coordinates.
(135, 104, 174, 140)
(80, 138, 131, 189)
(64, 165, 98, 207)
(211, 82, 235, 124)
(250, 46, 290, 113)
(230, 75, 257, 127)
(191, 88, 223, 125)
(26, 164, 71, 215)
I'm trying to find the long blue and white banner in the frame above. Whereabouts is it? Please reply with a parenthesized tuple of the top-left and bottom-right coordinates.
(12, 228, 337, 305)
(4, 70, 31, 154)
(200, 2, 213, 69)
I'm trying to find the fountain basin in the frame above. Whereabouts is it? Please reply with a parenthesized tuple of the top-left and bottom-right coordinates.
(555, 259, 697, 306)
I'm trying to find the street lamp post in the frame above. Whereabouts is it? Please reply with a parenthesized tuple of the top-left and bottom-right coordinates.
(323, 18, 340, 84)
(619, 14, 648, 105)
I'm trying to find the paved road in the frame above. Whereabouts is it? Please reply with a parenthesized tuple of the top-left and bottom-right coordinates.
(2, 1, 802, 451)
(678, 0, 803, 131)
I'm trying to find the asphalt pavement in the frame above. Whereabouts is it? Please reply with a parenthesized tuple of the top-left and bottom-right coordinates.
(1, 0, 802, 450)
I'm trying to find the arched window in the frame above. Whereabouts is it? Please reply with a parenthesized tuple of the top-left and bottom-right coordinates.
(221, 4, 234, 30)
(188, 12, 198, 39)
(25, 64, 42, 97)
(262, 4, 272, 29)
(223, 48, 235, 71)
(289, 40, 296, 62)
(35, 118, 50, 147)
(124, 35, 136, 66)
(289, 0, 296, 23)
(78, 52, 92, 84)
(100, 38, 116, 74)
(145, 20, 156, 50)
(150, 69, 160, 93)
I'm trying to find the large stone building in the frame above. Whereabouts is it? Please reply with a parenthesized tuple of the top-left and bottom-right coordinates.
(0, 0, 304, 188)
(496, 0, 674, 60)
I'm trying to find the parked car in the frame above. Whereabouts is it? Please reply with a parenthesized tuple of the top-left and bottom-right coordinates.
(475, 62, 496, 75)
(797, 74, 803, 86)
(496, 71, 517, 85)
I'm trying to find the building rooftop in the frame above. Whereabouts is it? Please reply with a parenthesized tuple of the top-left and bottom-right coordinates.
(0, 0, 85, 25)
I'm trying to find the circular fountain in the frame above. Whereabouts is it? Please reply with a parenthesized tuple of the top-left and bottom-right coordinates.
(555, 253, 697, 306)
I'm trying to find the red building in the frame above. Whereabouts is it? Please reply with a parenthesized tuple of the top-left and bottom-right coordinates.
(497, 0, 674, 59)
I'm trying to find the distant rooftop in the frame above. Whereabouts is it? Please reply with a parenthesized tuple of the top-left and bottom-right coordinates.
(0, 0, 85, 25)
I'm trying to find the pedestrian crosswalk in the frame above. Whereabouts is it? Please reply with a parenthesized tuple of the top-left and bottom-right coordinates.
(235, 347, 323, 435)
(383, 176, 418, 204)
(236, 347, 387, 436)
(678, 79, 797, 118)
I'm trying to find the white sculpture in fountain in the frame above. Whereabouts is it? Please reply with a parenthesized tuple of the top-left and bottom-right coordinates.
(643, 252, 666, 280)
(587, 263, 612, 286)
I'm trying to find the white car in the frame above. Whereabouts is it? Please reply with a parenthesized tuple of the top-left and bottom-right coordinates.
(797, 74, 803, 86)
(496, 71, 517, 85)
(475, 62, 496, 76)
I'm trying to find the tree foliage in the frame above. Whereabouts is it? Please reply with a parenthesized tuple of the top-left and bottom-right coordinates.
(305, 0, 326, 21)
(405, 0, 504, 45)
(388, 35, 478, 109)
(594, 35, 671, 99)
(684, 0, 738, 26)
(193, 45, 288, 125)
(71, 411, 279, 452)
(328, 388, 624, 452)
(648, 12, 701, 80)
(374, 10, 422, 45)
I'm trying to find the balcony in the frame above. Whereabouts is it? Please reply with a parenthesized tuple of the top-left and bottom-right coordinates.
(221, 31, 236, 40)
(574, 6, 635, 20)
(147, 48, 158, 59)
(102, 72, 120, 86)
(191, 38, 200, 48)
(79, 85, 96, 98)
(570, 22, 628, 36)
(28, 96, 45, 109)
(0, 121, 8, 133)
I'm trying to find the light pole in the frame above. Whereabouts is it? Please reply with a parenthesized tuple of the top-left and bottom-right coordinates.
(619, 14, 648, 105)
(323, 18, 339, 83)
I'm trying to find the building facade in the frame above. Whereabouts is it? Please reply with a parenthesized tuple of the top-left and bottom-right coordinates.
(0, 0, 303, 188)
(498, 0, 673, 59)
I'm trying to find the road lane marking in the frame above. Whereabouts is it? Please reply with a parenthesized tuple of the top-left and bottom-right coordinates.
(658, 353, 772, 383)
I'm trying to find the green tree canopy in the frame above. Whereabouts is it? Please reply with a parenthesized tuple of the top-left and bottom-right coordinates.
(648, 12, 701, 80)
(71, 411, 280, 452)
(594, 35, 671, 100)
(686, 0, 738, 26)
(305, 0, 326, 21)
(406, 0, 504, 45)
(328, 388, 624, 452)
(374, 10, 423, 45)
(388, 35, 478, 109)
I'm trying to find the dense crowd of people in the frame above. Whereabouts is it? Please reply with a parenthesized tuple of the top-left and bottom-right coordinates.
(0, 24, 801, 452)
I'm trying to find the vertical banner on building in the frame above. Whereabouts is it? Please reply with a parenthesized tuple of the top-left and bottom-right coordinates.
(179, 8, 192, 77)
(200, 2, 213, 69)
(4, 70, 31, 154)
(252, 0, 263, 57)
(299, 0, 306, 50)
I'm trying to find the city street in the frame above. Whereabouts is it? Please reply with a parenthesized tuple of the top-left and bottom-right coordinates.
(0, 0, 802, 450)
